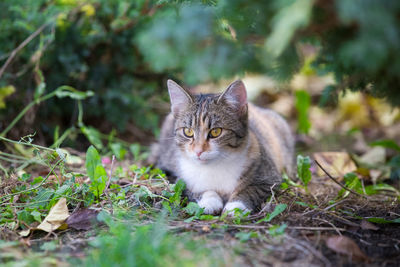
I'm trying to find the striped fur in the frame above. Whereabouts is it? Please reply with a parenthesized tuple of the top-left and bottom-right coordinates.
(149, 80, 295, 214)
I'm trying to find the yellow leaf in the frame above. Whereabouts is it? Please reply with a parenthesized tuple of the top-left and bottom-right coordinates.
(336, 92, 370, 128)
(81, 4, 95, 17)
(0, 85, 16, 109)
(313, 152, 357, 178)
(37, 198, 70, 232)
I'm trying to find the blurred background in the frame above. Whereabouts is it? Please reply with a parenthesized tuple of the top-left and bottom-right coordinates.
(1, 0, 399, 158)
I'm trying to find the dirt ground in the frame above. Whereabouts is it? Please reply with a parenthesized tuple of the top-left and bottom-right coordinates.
(2, 88, 400, 266)
(2, 170, 399, 267)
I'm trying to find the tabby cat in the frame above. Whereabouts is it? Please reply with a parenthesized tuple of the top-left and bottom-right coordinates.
(150, 80, 295, 215)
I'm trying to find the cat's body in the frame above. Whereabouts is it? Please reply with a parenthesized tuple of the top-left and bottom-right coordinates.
(150, 80, 294, 215)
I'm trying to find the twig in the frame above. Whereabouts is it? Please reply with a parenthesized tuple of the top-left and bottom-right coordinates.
(314, 160, 368, 199)
(172, 222, 347, 232)
(258, 183, 277, 215)
(0, 23, 48, 79)
(286, 235, 332, 267)
(0, 136, 56, 152)
(326, 211, 360, 227)
(313, 217, 342, 236)
(104, 155, 116, 195)
(323, 199, 347, 211)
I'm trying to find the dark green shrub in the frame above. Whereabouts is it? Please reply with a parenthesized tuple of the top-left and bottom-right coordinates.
(1, 0, 399, 145)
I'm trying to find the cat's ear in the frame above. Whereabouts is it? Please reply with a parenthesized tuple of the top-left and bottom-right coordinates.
(167, 79, 193, 114)
(218, 80, 247, 113)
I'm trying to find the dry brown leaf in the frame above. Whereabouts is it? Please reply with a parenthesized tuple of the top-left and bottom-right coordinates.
(201, 226, 211, 233)
(326, 235, 368, 262)
(360, 220, 379, 231)
(313, 152, 357, 178)
(66, 208, 99, 230)
(37, 198, 70, 232)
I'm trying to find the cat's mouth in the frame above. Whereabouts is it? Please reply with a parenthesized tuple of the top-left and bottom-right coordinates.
(186, 150, 217, 164)
(193, 155, 213, 164)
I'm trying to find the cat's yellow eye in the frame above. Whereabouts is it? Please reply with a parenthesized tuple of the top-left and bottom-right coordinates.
(209, 128, 222, 138)
(183, 127, 194, 138)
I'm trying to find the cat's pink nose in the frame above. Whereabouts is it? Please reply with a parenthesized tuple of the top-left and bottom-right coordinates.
(195, 149, 203, 157)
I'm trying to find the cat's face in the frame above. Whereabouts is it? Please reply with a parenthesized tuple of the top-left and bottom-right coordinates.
(168, 80, 248, 164)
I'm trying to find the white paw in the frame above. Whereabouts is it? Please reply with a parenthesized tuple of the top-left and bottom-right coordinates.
(198, 191, 223, 215)
(223, 201, 250, 216)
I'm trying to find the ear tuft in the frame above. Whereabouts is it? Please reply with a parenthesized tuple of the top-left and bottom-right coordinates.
(167, 79, 193, 114)
(218, 80, 247, 112)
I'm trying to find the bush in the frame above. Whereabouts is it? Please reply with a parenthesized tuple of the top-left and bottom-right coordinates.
(0, 0, 165, 142)
(1, 0, 399, 145)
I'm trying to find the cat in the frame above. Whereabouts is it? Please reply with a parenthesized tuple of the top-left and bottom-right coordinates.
(149, 79, 295, 215)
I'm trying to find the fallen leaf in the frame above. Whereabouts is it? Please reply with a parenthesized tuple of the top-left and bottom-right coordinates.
(37, 198, 70, 232)
(369, 169, 383, 183)
(359, 147, 386, 166)
(201, 226, 211, 233)
(326, 235, 368, 262)
(18, 228, 31, 237)
(66, 208, 99, 230)
(66, 154, 84, 166)
(360, 220, 379, 231)
(313, 152, 357, 178)
(336, 92, 370, 128)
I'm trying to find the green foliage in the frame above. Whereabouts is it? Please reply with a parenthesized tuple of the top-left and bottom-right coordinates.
(182, 202, 217, 222)
(85, 146, 107, 200)
(133, 185, 158, 203)
(2, 0, 400, 146)
(0, 85, 15, 109)
(86, 218, 213, 267)
(256, 204, 287, 224)
(269, 223, 287, 237)
(265, 0, 313, 58)
(369, 140, 400, 152)
(389, 155, 400, 181)
(81, 126, 104, 150)
(369, 139, 400, 181)
(365, 217, 400, 224)
(337, 172, 363, 198)
(294, 90, 311, 134)
(316, 0, 400, 106)
(162, 179, 186, 207)
(109, 143, 127, 161)
(297, 155, 312, 187)
(1, 0, 163, 140)
(235, 231, 258, 243)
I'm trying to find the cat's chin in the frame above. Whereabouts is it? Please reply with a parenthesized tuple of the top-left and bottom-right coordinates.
(187, 156, 215, 165)
(189, 157, 211, 164)
(196, 158, 212, 164)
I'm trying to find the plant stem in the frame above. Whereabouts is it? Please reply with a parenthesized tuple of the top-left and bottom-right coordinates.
(0, 90, 58, 138)
(0, 23, 49, 79)
(51, 127, 76, 148)
(0, 136, 56, 152)
(0, 162, 8, 180)
(315, 160, 368, 199)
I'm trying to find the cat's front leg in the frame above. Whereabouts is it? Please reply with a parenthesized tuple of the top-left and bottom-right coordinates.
(198, 191, 223, 215)
(224, 175, 280, 216)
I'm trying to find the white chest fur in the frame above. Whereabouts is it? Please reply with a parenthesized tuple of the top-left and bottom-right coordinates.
(178, 151, 248, 196)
